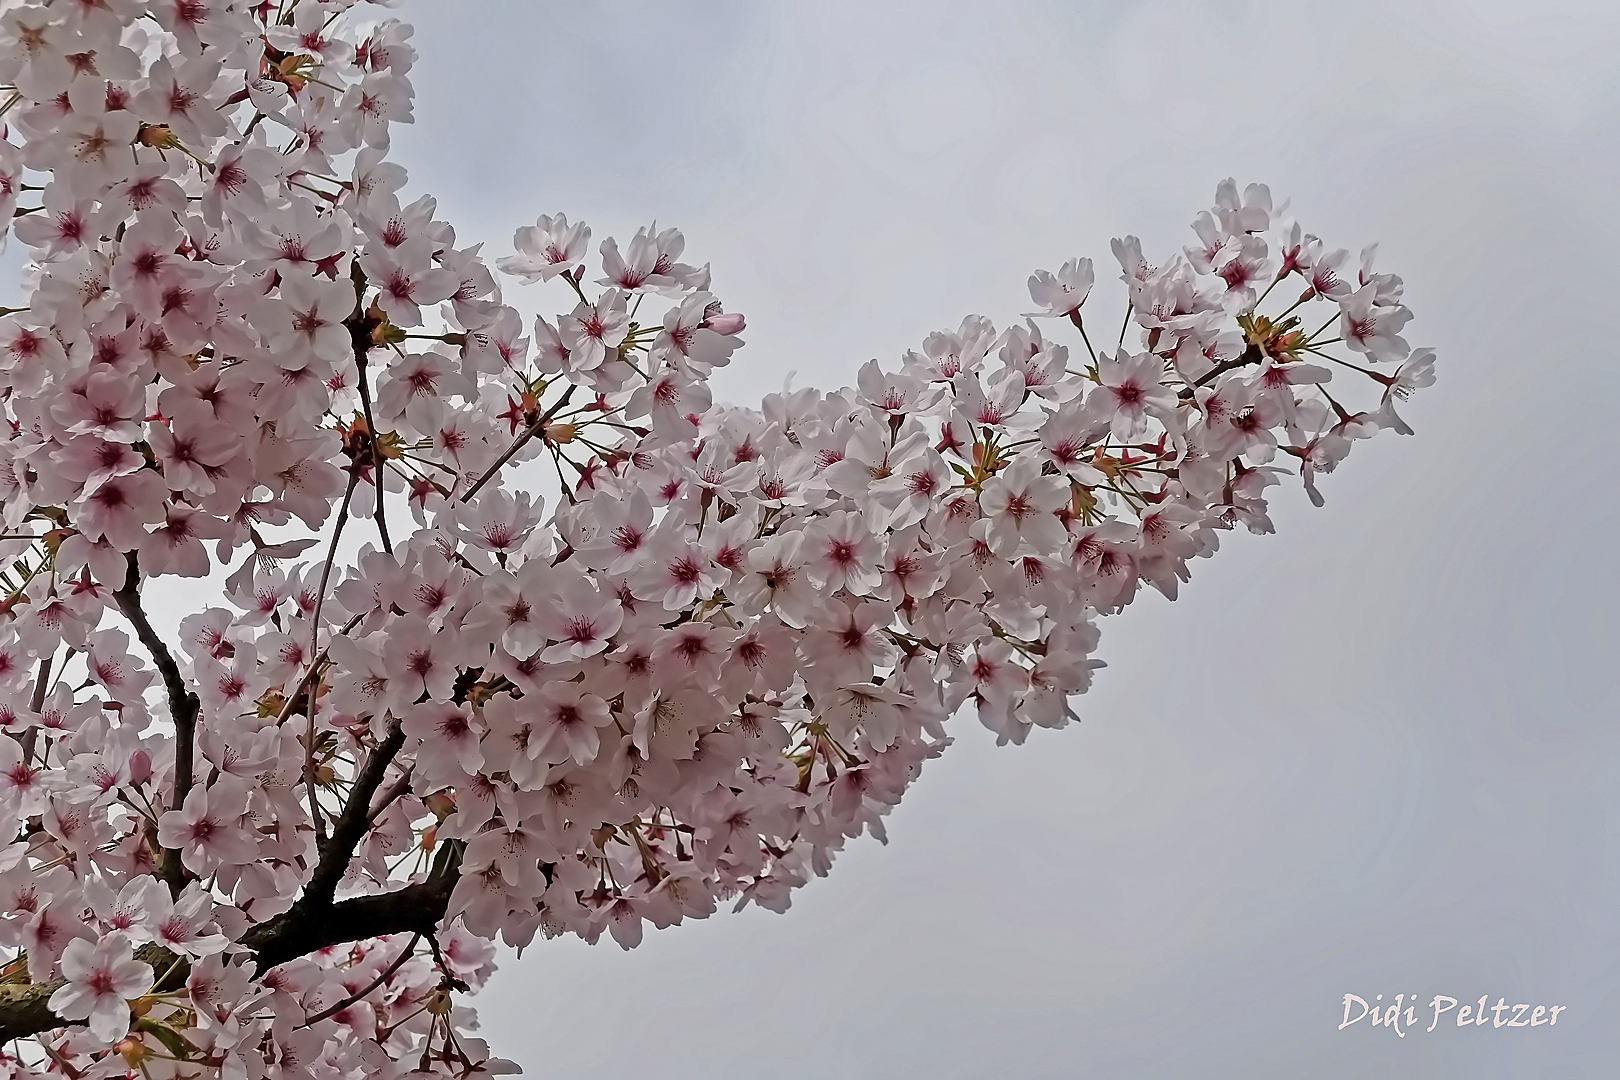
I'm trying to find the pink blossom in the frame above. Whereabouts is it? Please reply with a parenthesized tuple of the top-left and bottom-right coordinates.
(157, 781, 259, 876)
(47, 933, 152, 1043)
(499, 213, 590, 283)
(558, 289, 629, 372)
(1026, 257, 1095, 318)
(978, 455, 1070, 557)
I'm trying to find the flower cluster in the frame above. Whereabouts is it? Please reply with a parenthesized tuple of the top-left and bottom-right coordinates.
(0, 1, 1435, 1077)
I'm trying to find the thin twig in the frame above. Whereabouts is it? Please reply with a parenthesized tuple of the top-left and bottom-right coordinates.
(354, 348, 393, 555)
(1069, 311, 1098, 365)
(18, 653, 51, 763)
(457, 384, 576, 504)
(366, 765, 415, 825)
(1179, 343, 1264, 398)
(297, 933, 420, 1028)
(309, 469, 360, 660)
(305, 668, 328, 850)
(113, 554, 199, 897)
(424, 929, 469, 992)
(301, 466, 358, 846)
(275, 612, 364, 726)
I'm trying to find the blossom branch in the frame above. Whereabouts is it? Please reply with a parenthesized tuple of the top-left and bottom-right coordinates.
(276, 613, 366, 727)
(1181, 342, 1264, 397)
(0, 0, 1435, 1064)
(0, 884, 460, 1043)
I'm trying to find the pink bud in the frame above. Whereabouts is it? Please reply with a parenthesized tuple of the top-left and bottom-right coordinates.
(425, 790, 457, 820)
(705, 312, 745, 336)
(128, 749, 152, 785)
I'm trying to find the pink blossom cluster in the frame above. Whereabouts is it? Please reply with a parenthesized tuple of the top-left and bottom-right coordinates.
(0, 0, 1435, 1076)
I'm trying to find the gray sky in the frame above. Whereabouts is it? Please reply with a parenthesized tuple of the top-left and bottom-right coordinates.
(382, 2, 1620, 1076)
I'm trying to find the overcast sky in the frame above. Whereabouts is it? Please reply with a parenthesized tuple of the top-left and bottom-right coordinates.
(364, 1, 1612, 1075)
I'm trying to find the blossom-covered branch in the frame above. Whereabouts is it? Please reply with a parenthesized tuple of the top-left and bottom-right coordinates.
(0, 1, 1435, 1076)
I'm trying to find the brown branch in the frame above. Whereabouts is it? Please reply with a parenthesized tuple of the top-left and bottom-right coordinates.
(0, 567, 464, 1045)
(366, 764, 414, 825)
(112, 554, 199, 896)
(275, 612, 365, 726)
(0, 978, 67, 1045)
(1179, 342, 1264, 399)
(0, 711, 451, 1042)
(242, 872, 459, 974)
(303, 469, 362, 847)
(308, 469, 360, 660)
(0, 476, 474, 1047)
(17, 653, 51, 763)
(304, 718, 406, 909)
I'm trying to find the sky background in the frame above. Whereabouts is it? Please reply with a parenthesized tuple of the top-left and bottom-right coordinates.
(384, 1, 1620, 1077)
(96, 0, 1620, 1076)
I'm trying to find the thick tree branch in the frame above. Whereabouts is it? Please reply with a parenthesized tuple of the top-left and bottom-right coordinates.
(305, 718, 406, 910)
(242, 873, 459, 974)
(0, 978, 67, 1045)
(112, 554, 199, 896)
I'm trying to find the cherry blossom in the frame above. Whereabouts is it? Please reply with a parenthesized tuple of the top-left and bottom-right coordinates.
(0, 3, 1435, 1076)
(46, 934, 152, 1043)
(1026, 257, 1095, 318)
(979, 455, 1071, 557)
(498, 213, 590, 283)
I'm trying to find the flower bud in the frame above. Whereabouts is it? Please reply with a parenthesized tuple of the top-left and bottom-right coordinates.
(136, 123, 180, 150)
(424, 790, 456, 820)
(704, 312, 745, 336)
(116, 1035, 152, 1067)
(128, 749, 152, 786)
